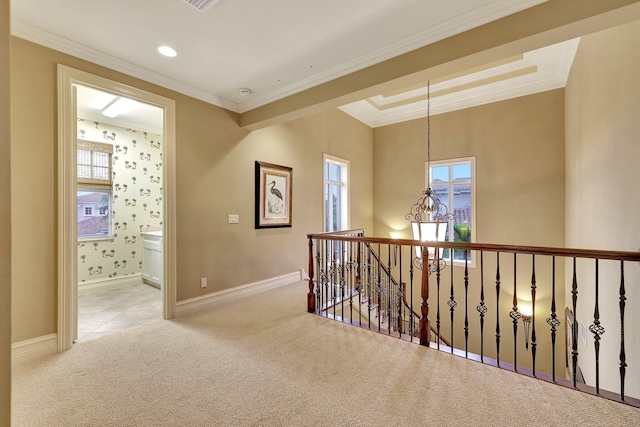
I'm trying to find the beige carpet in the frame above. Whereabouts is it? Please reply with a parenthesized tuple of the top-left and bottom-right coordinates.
(12, 281, 640, 426)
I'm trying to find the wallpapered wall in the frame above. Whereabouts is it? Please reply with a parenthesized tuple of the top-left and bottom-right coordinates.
(77, 119, 163, 284)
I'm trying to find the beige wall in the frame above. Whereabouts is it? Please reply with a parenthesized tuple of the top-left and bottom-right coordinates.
(373, 90, 566, 374)
(0, 0, 11, 423)
(565, 20, 640, 398)
(10, 37, 373, 342)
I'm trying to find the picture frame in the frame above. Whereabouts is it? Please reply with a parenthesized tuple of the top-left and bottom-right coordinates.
(255, 161, 292, 228)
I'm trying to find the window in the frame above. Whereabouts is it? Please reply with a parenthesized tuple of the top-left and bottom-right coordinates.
(77, 140, 112, 184)
(323, 154, 349, 232)
(427, 157, 475, 263)
(78, 140, 113, 239)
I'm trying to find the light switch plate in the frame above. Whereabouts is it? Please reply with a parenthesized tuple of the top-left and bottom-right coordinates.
(228, 214, 239, 224)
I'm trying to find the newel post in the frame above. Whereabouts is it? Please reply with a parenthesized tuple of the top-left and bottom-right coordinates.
(307, 236, 316, 313)
(419, 249, 431, 346)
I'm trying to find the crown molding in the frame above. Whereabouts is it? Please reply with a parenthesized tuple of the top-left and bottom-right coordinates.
(236, 0, 547, 113)
(11, 21, 240, 112)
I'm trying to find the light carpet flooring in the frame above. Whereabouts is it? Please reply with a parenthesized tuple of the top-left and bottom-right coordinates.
(78, 282, 162, 342)
(12, 281, 640, 426)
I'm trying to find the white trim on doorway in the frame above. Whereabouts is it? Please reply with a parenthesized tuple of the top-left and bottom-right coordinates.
(57, 65, 177, 352)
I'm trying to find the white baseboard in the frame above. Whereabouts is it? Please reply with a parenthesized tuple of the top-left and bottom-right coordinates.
(176, 270, 303, 315)
(12, 271, 306, 363)
(78, 273, 143, 295)
(12, 333, 58, 365)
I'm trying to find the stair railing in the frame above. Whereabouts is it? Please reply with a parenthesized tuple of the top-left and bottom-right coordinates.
(307, 231, 640, 407)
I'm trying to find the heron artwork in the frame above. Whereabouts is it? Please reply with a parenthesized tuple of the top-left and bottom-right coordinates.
(267, 180, 284, 214)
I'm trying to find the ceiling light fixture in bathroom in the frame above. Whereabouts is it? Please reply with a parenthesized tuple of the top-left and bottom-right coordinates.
(102, 97, 139, 118)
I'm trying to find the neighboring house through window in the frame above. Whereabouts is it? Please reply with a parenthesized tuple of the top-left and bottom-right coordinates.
(323, 154, 349, 232)
(428, 157, 476, 263)
(77, 139, 113, 239)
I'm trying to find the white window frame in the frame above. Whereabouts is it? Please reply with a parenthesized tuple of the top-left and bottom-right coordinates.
(77, 139, 113, 240)
(323, 154, 350, 232)
(426, 156, 476, 267)
(84, 206, 92, 216)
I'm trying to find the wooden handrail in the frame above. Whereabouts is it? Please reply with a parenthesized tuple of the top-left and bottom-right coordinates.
(307, 233, 640, 262)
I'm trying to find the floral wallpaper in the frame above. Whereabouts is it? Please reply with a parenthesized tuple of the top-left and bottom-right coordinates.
(77, 119, 163, 284)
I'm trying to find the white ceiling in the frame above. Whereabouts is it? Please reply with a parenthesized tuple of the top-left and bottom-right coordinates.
(75, 85, 164, 134)
(11, 0, 563, 125)
(12, 0, 586, 130)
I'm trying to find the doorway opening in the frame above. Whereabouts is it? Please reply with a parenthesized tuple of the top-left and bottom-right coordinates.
(75, 85, 164, 341)
(58, 65, 176, 351)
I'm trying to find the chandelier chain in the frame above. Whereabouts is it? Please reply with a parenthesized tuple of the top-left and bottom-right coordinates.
(427, 81, 431, 188)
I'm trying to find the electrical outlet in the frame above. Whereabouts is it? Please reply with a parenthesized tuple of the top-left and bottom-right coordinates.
(228, 214, 239, 224)
(200, 277, 207, 288)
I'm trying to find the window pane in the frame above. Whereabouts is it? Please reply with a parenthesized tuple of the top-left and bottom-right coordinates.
(78, 165, 91, 179)
(331, 184, 340, 231)
(93, 166, 110, 181)
(453, 163, 471, 180)
(324, 183, 330, 231)
(452, 183, 471, 260)
(78, 190, 111, 238)
(431, 165, 449, 182)
(324, 162, 329, 180)
(78, 149, 91, 165)
(430, 184, 449, 216)
(330, 163, 340, 181)
(93, 151, 110, 168)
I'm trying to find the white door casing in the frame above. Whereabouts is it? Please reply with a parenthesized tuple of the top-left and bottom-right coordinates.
(57, 65, 177, 351)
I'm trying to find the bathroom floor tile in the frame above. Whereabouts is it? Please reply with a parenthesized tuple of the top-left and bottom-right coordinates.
(77, 283, 161, 342)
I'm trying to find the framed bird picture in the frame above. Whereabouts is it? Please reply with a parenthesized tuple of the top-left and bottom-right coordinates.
(255, 161, 292, 228)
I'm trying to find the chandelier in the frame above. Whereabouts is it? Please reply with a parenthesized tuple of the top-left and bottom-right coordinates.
(405, 81, 453, 272)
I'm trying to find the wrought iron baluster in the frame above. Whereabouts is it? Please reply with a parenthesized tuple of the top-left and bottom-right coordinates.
(571, 257, 579, 387)
(619, 261, 626, 401)
(589, 259, 605, 394)
(348, 241, 353, 324)
(509, 254, 520, 371)
(322, 239, 328, 316)
(448, 257, 456, 353)
(307, 237, 315, 313)
(357, 242, 363, 326)
(388, 244, 393, 335)
(464, 251, 469, 357)
(436, 249, 441, 349)
(338, 242, 344, 322)
(331, 240, 337, 320)
(495, 252, 501, 367)
(398, 245, 403, 338)
(377, 244, 382, 332)
(476, 252, 487, 362)
(367, 247, 372, 329)
(546, 256, 560, 382)
(409, 249, 415, 341)
(530, 254, 537, 376)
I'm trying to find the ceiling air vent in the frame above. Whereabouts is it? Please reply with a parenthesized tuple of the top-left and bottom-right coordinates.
(182, 0, 220, 13)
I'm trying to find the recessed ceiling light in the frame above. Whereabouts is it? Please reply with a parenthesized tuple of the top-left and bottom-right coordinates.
(157, 46, 177, 57)
(238, 88, 253, 96)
